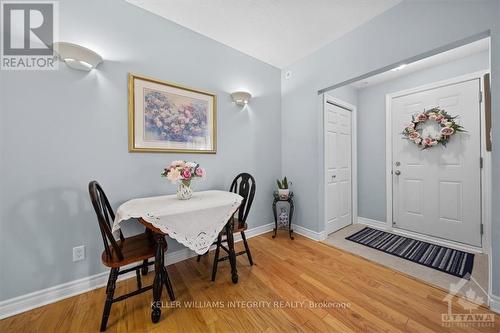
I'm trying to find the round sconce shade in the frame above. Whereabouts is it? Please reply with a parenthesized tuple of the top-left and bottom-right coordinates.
(231, 91, 252, 106)
(53, 42, 103, 71)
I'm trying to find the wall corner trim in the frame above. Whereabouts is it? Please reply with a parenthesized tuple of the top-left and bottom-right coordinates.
(356, 217, 388, 229)
(489, 293, 500, 314)
(294, 225, 327, 241)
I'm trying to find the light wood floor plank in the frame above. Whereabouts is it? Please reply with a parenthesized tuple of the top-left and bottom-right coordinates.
(0, 233, 498, 332)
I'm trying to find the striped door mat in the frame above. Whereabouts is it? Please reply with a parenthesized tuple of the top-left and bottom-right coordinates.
(346, 227, 474, 278)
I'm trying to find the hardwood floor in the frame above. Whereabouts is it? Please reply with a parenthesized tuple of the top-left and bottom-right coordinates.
(1, 233, 498, 332)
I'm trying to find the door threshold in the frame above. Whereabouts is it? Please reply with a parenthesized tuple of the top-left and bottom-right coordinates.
(392, 226, 482, 254)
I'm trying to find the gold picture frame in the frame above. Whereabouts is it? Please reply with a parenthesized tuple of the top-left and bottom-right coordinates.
(128, 73, 217, 153)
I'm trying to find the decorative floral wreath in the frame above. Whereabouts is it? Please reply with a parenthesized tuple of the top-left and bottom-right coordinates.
(402, 107, 465, 149)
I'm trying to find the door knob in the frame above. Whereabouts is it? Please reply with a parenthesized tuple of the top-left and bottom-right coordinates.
(394, 170, 401, 176)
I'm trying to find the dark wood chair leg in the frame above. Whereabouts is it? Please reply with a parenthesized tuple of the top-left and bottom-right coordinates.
(162, 266, 175, 301)
(135, 269, 142, 289)
(225, 222, 239, 284)
(100, 268, 118, 332)
(241, 231, 253, 266)
(151, 235, 165, 323)
(197, 251, 210, 262)
(211, 234, 222, 281)
(141, 259, 149, 275)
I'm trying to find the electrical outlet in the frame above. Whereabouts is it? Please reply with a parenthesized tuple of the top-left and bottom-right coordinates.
(73, 245, 85, 262)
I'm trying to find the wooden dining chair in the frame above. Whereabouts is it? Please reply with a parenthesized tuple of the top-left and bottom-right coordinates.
(197, 173, 256, 281)
(88, 181, 174, 331)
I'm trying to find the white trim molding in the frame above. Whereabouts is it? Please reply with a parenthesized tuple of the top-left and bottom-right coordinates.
(356, 217, 387, 229)
(0, 222, 274, 320)
(489, 294, 500, 314)
(235, 222, 274, 241)
(294, 225, 327, 241)
(0, 269, 130, 321)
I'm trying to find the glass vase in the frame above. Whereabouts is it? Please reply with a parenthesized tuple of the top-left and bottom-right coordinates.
(177, 181, 193, 200)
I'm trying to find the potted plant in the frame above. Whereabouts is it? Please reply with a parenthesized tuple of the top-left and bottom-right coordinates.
(277, 176, 291, 198)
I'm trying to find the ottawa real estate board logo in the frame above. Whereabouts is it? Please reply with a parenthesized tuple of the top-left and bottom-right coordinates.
(1, 1, 58, 70)
(442, 274, 495, 328)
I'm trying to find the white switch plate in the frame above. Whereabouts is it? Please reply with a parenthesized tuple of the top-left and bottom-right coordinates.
(73, 245, 85, 262)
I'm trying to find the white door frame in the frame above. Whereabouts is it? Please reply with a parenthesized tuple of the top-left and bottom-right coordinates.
(385, 70, 491, 255)
(323, 94, 357, 235)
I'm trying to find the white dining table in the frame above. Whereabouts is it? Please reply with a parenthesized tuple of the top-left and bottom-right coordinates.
(111, 190, 243, 323)
(113, 190, 243, 255)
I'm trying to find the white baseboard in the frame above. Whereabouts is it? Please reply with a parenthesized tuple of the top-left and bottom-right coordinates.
(0, 264, 140, 321)
(0, 222, 274, 320)
(489, 293, 500, 314)
(294, 225, 327, 241)
(236, 222, 274, 241)
(356, 217, 387, 229)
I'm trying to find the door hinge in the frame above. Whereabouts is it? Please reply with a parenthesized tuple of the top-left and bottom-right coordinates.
(479, 91, 483, 103)
(480, 157, 483, 169)
(480, 223, 484, 235)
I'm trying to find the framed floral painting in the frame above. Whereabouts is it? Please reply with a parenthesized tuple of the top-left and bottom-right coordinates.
(128, 73, 217, 153)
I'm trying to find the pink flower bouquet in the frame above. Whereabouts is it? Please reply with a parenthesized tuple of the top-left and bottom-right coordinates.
(161, 160, 205, 187)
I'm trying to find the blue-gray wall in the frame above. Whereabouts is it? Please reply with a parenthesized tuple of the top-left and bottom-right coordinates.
(281, 0, 500, 296)
(0, 0, 281, 301)
(356, 51, 489, 222)
(326, 85, 358, 107)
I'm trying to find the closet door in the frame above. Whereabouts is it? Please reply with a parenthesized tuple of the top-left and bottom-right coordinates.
(325, 101, 352, 234)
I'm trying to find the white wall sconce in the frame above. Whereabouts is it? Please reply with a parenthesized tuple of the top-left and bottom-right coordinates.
(53, 42, 103, 71)
(231, 91, 252, 106)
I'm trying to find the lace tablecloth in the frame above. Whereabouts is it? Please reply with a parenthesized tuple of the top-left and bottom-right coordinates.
(112, 190, 243, 254)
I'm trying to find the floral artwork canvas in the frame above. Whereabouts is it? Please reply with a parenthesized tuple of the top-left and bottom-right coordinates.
(129, 73, 217, 153)
(143, 89, 208, 142)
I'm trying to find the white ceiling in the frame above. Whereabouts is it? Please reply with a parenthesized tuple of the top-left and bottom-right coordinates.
(350, 38, 490, 89)
(125, 0, 401, 68)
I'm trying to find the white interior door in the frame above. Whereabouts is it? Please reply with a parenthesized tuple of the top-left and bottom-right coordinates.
(325, 101, 352, 234)
(391, 79, 482, 247)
